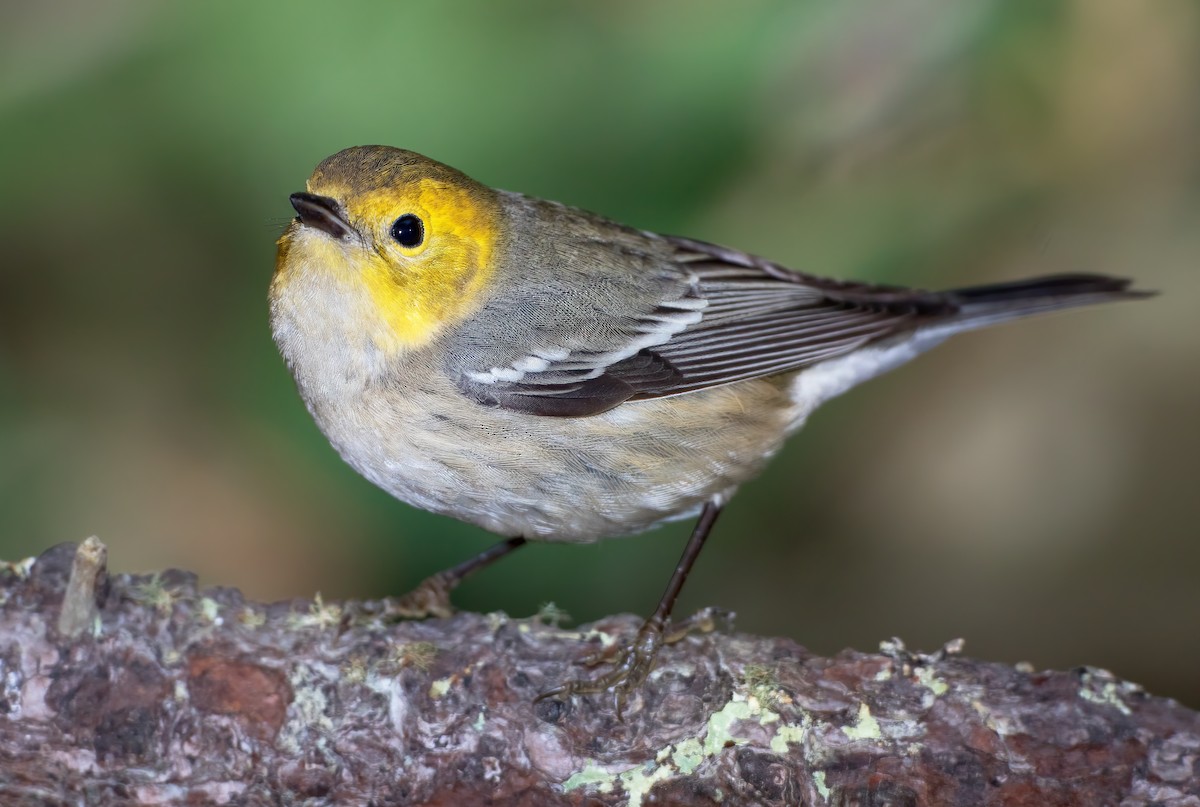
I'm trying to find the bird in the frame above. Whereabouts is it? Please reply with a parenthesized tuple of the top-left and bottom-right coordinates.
(270, 145, 1150, 712)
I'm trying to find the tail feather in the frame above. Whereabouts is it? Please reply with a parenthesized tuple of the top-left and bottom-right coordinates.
(946, 273, 1155, 328)
(952, 273, 1136, 302)
(789, 273, 1153, 415)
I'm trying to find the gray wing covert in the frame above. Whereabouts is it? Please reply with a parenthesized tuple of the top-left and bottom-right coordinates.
(444, 234, 707, 417)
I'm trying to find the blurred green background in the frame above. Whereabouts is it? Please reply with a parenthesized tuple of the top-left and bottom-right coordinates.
(2, 1, 1197, 706)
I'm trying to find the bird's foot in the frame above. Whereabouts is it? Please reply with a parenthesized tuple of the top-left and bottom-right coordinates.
(387, 570, 458, 619)
(340, 537, 527, 632)
(536, 606, 729, 719)
(339, 571, 456, 632)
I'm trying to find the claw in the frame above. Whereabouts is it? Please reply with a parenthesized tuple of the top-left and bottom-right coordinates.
(662, 605, 728, 643)
(389, 572, 457, 620)
(534, 627, 661, 720)
(532, 614, 710, 720)
(339, 572, 456, 632)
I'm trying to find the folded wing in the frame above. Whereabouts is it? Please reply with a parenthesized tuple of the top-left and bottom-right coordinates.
(448, 232, 1140, 417)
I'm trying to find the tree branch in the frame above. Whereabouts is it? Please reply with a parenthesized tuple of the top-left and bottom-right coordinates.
(1, 540, 1196, 806)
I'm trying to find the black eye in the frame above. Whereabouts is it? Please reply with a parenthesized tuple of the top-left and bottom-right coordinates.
(390, 214, 424, 247)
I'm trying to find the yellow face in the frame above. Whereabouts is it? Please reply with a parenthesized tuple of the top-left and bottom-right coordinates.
(274, 146, 503, 352)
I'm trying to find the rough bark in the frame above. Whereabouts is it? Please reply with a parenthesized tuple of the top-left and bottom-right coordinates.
(0, 540, 1196, 807)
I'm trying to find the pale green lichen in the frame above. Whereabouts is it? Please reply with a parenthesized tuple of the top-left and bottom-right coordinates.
(813, 770, 831, 800)
(127, 573, 180, 616)
(703, 698, 755, 756)
(563, 763, 616, 794)
(769, 721, 808, 754)
(841, 703, 882, 741)
(914, 666, 949, 696)
(198, 597, 222, 625)
(428, 676, 453, 699)
(1078, 673, 1134, 716)
(563, 760, 674, 807)
(290, 592, 341, 630)
(564, 689, 810, 805)
(619, 763, 673, 807)
(473, 710, 486, 732)
(671, 738, 705, 775)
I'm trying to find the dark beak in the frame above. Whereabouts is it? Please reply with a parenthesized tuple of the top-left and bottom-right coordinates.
(289, 192, 353, 240)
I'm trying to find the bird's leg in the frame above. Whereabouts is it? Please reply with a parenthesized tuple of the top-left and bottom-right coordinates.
(352, 537, 528, 624)
(537, 501, 724, 717)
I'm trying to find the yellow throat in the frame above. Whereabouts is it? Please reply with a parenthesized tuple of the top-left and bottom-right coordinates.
(274, 147, 503, 352)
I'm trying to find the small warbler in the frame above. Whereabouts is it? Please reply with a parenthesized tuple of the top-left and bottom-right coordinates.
(271, 146, 1148, 711)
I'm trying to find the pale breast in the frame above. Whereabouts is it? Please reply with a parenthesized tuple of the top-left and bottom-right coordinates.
(312, 353, 802, 543)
